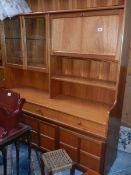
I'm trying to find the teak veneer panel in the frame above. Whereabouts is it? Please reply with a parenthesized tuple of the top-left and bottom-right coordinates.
(80, 151, 101, 171)
(51, 75, 116, 90)
(11, 88, 109, 139)
(40, 122, 56, 138)
(51, 10, 121, 60)
(11, 87, 109, 124)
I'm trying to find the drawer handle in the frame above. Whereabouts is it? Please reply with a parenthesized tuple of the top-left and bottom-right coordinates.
(78, 121, 81, 125)
(36, 109, 44, 116)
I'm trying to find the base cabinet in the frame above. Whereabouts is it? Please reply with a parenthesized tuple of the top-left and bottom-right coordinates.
(22, 113, 105, 173)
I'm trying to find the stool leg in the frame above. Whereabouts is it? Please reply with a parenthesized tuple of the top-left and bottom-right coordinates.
(15, 141, 19, 175)
(70, 164, 75, 175)
(40, 157, 45, 175)
(1, 147, 7, 175)
(48, 172, 53, 175)
(26, 131, 32, 175)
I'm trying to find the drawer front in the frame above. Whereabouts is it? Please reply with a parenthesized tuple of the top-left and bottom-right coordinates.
(60, 128, 78, 147)
(22, 114, 38, 132)
(80, 151, 101, 172)
(40, 122, 56, 138)
(23, 102, 106, 138)
(31, 131, 39, 146)
(40, 135, 56, 151)
(80, 137, 104, 157)
(60, 143, 78, 162)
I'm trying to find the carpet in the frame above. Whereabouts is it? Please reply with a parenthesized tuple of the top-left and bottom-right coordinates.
(0, 144, 83, 175)
(118, 126, 131, 153)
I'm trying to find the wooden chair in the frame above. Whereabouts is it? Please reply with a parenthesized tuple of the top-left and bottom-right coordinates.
(0, 123, 32, 175)
(0, 88, 25, 132)
(0, 88, 32, 175)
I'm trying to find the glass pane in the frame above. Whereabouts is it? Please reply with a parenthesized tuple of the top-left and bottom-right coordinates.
(4, 17, 22, 65)
(27, 40, 46, 67)
(6, 39, 22, 64)
(25, 16, 46, 68)
(25, 17, 45, 39)
(4, 17, 21, 38)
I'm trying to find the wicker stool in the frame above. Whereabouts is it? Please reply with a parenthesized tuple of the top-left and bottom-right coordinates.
(41, 149, 75, 175)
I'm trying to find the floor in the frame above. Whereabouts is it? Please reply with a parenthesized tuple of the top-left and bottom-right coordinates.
(0, 144, 130, 175)
(0, 125, 131, 175)
(108, 151, 131, 175)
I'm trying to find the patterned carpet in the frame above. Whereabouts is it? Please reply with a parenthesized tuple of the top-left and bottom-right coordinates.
(0, 144, 41, 175)
(0, 144, 82, 175)
(0, 125, 130, 175)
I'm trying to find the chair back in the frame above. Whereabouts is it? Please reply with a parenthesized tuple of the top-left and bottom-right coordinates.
(0, 88, 25, 132)
(0, 88, 25, 112)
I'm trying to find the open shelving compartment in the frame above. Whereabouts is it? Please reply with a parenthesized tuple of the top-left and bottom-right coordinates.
(49, 55, 119, 138)
(49, 7, 123, 139)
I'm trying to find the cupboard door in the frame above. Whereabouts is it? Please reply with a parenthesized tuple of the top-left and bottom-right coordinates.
(80, 137, 104, 157)
(25, 15, 47, 69)
(80, 137, 105, 172)
(22, 114, 38, 132)
(4, 17, 23, 65)
(51, 10, 121, 60)
(52, 17, 81, 53)
(39, 121, 57, 151)
(21, 115, 39, 146)
(80, 151, 101, 171)
(81, 14, 119, 56)
(59, 128, 78, 162)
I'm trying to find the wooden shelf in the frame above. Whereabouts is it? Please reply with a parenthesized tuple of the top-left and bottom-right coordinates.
(6, 63, 23, 68)
(27, 65, 48, 73)
(51, 51, 118, 63)
(11, 87, 110, 125)
(51, 75, 116, 90)
(10, 87, 112, 139)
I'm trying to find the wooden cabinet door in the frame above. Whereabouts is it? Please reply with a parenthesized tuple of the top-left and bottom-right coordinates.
(81, 13, 119, 56)
(39, 121, 57, 151)
(51, 10, 122, 60)
(52, 16, 81, 53)
(4, 17, 23, 66)
(59, 128, 79, 162)
(24, 15, 47, 70)
(22, 114, 39, 146)
(80, 136, 105, 172)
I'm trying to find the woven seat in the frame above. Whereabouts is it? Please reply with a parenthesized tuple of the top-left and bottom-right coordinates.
(41, 149, 75, 175)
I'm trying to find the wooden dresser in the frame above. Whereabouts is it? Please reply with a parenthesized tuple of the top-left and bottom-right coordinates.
(1, 0, 131, 174)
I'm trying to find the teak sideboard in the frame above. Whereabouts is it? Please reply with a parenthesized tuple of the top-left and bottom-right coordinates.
(0, 0, 131, 174)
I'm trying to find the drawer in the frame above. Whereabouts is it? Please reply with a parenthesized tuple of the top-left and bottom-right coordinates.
(31, 131, 39, 146)
(60, 128, 78, 147)
(40, 122, 56, 138)
(80, 137, 105, 157)
(23, 102, 106, 139)
(22, 115, 38, 132)
(80, 151, 101, 172)
(40, 135, 56, 151)
(60, 143, 78, 162)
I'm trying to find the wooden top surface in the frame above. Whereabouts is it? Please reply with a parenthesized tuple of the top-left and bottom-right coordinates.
(12, 88, 111, 126)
